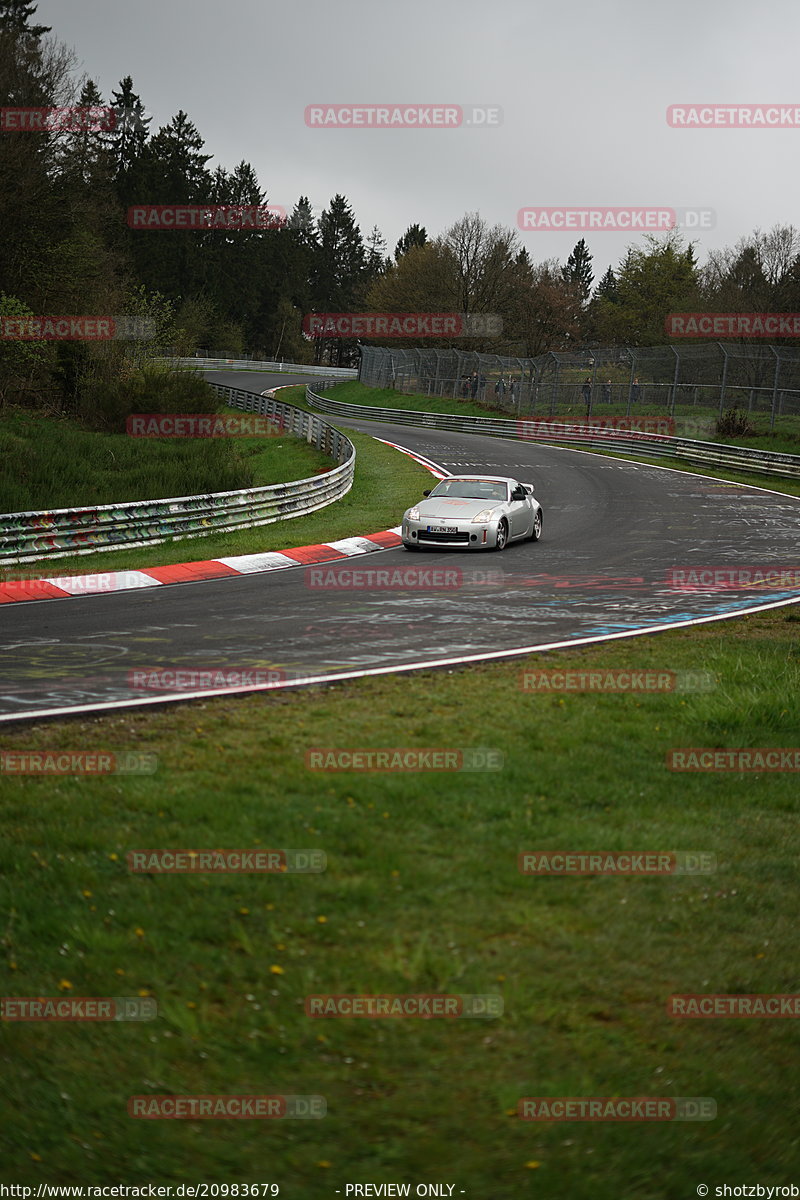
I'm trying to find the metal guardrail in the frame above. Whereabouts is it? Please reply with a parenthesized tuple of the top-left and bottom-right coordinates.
(0, 387, 355, 565)
(170, 356, 358, 378)
(306, 386, 800, 481)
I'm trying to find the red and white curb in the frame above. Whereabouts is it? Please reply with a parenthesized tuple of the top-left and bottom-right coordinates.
(0, 441, 447, 605)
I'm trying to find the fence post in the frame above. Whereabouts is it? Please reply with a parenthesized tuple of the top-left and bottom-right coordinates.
(770, 347, 781, 430)
(718, 343, 729, 420)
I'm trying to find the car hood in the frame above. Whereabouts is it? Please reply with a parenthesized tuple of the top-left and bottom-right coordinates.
(411, 498, 504, 520)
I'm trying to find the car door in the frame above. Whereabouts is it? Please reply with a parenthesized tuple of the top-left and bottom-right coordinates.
(508, 482, 530, 538)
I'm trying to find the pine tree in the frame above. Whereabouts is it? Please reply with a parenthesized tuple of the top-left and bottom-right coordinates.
(0, 0, 50, 36)
(561, 238, 594, 305)
(594, 266, 618, 302)
(395, 223, 427, 260)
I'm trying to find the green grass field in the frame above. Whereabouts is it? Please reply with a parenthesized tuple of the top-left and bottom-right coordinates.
(0, 603, 798, 1194)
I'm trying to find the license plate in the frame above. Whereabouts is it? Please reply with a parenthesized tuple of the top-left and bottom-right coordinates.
(428, 525, 458, 533)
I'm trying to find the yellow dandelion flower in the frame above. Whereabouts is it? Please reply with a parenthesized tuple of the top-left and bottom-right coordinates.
(138, 989, 151, 997)
(269, 965, 285, 975)
(239, 907, 250, 915)
(109, 853, 118, 861)
(134, 928, 145, 938)
(58, 979, 73, 991)
(524, 1161, 542, 1169)
(316, 916, 327, 924)
(30, 1152, 42, 1162)
(316, 1161, 331, 1169)
(115, 968, 125, 976)
(82, 889, 92, 898)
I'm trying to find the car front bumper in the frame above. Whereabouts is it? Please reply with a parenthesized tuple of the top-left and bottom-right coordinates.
(402, 518, 502, 549)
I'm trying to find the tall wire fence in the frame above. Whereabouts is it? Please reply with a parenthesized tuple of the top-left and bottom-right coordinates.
(358, 343, 800, 427)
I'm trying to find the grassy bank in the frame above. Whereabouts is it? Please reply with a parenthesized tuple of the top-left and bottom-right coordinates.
(0, 391, 431, 577)
(0, 602, 797, 1194)
(0, 405, 332, 513)
(318, 381, 800, 452)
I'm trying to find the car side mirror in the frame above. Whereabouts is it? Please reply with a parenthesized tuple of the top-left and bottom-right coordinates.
(422, 490, 431, 497)
(511, 488, 525, 500)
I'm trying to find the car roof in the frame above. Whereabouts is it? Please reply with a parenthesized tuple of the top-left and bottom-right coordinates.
(438, 475, 515, 484)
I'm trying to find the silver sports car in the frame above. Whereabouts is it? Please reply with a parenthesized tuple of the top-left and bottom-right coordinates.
(402, 474, 543, 551)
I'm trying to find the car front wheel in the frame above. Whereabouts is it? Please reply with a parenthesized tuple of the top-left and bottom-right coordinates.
(530, 510, 543, 541)
(495, 519, 508, 551)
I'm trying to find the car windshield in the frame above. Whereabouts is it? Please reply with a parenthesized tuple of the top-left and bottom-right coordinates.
(429, 479, 508, 501)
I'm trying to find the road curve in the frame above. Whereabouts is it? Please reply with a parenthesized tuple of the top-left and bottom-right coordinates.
(0, 369, 799, 724)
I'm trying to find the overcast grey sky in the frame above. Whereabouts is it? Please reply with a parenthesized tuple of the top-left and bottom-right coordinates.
(36, 0, 800, 278)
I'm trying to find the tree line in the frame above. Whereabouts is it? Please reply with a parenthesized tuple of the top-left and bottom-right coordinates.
(2, 0, 800, 425)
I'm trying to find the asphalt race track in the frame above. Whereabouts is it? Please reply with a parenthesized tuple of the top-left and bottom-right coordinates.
(1, 368, 799, 724)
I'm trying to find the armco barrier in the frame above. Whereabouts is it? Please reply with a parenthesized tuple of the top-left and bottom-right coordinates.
(0, 387, 355, 565)
(305, 387, 800, 481)
(170, 356, 357, 379)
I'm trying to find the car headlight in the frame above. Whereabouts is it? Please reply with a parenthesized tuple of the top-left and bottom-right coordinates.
(406, 507, 420, 521)
(472, 508, 497, 523)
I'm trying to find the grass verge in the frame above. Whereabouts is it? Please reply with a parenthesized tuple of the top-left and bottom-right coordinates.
(1, 391, 431, 578)
(0, 602, 797, 1193)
